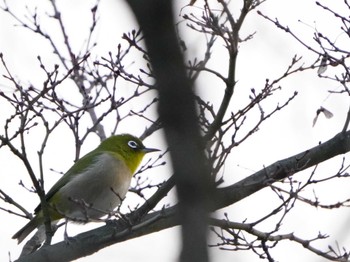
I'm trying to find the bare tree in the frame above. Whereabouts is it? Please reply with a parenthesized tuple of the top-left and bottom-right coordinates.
(0, 0, 349, 261)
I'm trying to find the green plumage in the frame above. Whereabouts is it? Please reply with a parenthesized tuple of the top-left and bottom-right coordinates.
(13, 134, 158, 244)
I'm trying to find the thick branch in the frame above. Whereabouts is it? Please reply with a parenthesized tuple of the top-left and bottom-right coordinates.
(16, 130, 350, 262)
(215, 130, 350, 209)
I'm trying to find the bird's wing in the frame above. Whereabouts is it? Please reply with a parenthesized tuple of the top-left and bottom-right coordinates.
(34, 150, 105, 213)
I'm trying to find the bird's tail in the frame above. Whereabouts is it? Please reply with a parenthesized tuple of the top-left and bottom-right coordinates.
(12, 215, 42, 244)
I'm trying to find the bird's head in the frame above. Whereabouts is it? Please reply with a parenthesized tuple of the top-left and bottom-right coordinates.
(97, 134, 159, 173)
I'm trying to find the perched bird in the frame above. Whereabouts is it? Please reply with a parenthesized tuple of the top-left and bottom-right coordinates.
(12, 134, 159, 244)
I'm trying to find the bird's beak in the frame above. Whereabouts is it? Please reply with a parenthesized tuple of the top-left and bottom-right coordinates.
(143, 147, 160, 153)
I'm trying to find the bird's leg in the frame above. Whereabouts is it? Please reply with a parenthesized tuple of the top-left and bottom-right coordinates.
(63, 218, 74, 244)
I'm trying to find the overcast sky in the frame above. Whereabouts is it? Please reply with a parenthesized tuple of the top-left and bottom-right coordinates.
(0, 0, 349, 261)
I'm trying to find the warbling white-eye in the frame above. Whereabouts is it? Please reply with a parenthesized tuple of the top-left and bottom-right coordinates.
(12, 134, 159, 244)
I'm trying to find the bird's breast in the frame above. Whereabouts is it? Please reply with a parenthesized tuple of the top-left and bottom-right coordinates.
(56, 152, 132, 220)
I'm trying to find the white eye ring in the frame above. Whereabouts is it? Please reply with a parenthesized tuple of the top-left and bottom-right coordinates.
(128, 140, 139, 149)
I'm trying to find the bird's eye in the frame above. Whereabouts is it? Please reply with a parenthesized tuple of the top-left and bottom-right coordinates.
(128, 140, 139, 149)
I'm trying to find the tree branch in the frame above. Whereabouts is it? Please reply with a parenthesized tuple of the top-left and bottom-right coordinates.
(15, 130, 350, 262)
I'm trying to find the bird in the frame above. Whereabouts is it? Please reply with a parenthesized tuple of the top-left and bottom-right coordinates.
(12, 134, 159, 244)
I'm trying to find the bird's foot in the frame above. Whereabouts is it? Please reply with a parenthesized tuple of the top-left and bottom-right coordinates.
(64, 232, 76, 245)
